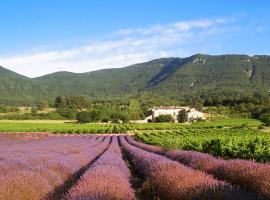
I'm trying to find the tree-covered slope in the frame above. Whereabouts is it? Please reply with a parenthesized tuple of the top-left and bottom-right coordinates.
(35, 58, 181, 97)
(0, 54, 270, 105)
(0, 66, 48, 104)
(145, 54, 270, 100)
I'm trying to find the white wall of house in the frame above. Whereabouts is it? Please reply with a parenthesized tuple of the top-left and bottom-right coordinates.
(152, 107, 188, 122)
(150, 106, 205, 122)
(188, 110, 205, 121)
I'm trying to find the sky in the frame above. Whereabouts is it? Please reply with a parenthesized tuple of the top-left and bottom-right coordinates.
(0, 0, 269, 77)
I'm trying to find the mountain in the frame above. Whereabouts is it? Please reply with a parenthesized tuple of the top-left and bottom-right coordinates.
(1, 54, 270, 105)
(145, 54, 270, 98)
(0, 66, 47, 104)
(35, 58, 182, 98)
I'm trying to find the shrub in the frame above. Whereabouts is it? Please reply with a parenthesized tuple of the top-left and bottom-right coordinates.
(101, 118, 110, 123)
(89, 109, 101, 122)
(54, 96, 66, 109)
(30, 108, 38, 115)
(126, 136, 266, 199)
(76, 111, 92, 123)
(120, 112, 130, 123)
(155, 114, 174, 122)
(177, 110, 188, 123)
(212, 159, 270, 199)
(57, 108, 77, 119)
(36, 100, 48, 110)
(259, 113, 270, 126)
(202, 139, 222, 157)
(258, 124, 265, 130)
(0, 135, 108, 200)
(0, 105, 19, 113)
(65, 137, 136, 200)
(120, 136, 256, 200)
(110, 112, 130, 123)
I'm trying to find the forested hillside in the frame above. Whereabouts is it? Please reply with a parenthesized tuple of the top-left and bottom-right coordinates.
(0, 54, 270, 105)
(0, 66, 48, 104)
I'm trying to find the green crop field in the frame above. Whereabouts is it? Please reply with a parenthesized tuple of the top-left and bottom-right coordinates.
(134, 120, 270, 163)
(0, 121, 127, 134)
(192, 118, 262, 127)
(1, 118, 269, 162)
(0, 118, 262, 133)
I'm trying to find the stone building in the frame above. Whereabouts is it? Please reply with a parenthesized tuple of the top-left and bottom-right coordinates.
(151, 106, 205, 122)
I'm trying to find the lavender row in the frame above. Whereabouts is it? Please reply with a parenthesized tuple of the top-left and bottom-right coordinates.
(65, 136, 136, 200)
(127, 136, 270, 199)
(0, 132, 52, 147)
(166, 150, 270, 199)
(121, 136, 260, 200)
(0, 135, 109, 200)
(0, 135, 100, 199)
(125, 135, 163, 153)
(0, 135, 98, 177)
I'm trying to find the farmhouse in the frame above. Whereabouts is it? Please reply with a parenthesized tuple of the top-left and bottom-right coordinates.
(130, 106, 205, 123)
(151, 106, 205, 122)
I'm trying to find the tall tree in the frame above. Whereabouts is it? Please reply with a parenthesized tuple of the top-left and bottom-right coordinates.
(54, 96, 66, 109)
(178, 109, 188, 123)
(128, 99, 142, 120)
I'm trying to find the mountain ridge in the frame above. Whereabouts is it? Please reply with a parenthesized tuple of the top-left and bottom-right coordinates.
(1, 54, 270, 105)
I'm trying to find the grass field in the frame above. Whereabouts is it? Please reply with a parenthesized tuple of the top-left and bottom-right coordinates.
(0, 121, 123, 133)
(0, 118, 263, 133)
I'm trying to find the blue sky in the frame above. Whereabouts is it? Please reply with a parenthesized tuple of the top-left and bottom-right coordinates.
(0, 0, 269, 77)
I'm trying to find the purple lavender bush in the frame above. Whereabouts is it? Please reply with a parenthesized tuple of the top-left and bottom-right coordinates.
(212, 159, 270, 199)
(0, 135, 109, 200)
(126, 135, 164, 154)
(120, 136, 262, 200)
(65, 136, 136, 200)
(165, 150, 224, 173)
(127, 136, 268, 199)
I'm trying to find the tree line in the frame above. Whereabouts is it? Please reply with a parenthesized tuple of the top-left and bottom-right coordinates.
(0, 93, 270, 125)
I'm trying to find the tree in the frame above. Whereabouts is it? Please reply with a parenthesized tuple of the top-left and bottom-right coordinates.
(66, 96, 92, 109)
(177, 109, 188, 123)
(36, 100, 48, 110)
(54, 96, 66, 109)
(110, 112, 122, 123)
(128, 99, 142, 120)
(259, 113, 270, 126)
(76, 111, 92, 123)
(194, 102, 203, 111)
(30, 108, 38, 116)
(89, 109, 101, 122)
(110, 112, 130, 123)
(0, 105, 8, 113)
(155, 114, 174, 123)
(120, 112, 130, 123)
(57, 108, 77, 119)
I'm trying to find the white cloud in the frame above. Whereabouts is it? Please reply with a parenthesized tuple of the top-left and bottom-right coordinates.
(0, 17, 234, 78)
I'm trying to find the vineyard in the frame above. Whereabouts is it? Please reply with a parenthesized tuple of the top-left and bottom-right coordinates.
(0, 118, 261, 133)
(135, 126, 270, 163)
(0, 121, 191, 133)
(1, 132, 270, 200)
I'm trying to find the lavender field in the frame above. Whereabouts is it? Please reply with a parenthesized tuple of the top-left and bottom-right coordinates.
(0, 133, 269, 200)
